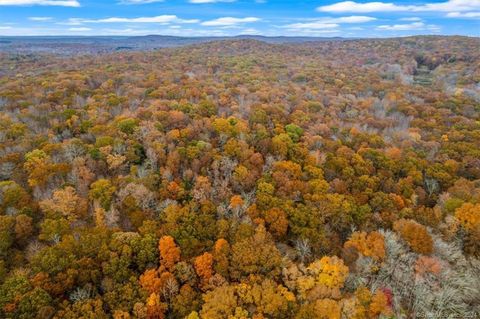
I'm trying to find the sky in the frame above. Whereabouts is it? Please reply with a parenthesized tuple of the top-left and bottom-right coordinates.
(0, 0, 478, 37)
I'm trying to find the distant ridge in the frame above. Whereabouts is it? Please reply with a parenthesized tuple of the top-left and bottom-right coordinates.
(0, 34, 471, 55)
(0, 34, 347, 55)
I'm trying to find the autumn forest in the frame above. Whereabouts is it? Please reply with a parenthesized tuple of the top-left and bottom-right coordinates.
(0, 36, 480, 318)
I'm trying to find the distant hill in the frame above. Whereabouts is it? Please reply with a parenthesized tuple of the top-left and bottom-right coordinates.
(0, 35, 346, 55)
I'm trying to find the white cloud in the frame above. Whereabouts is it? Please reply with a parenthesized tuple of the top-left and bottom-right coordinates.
(283, 29, 341, 36)
(68, 27, 91, 31)
(0, 0, 80, 6)
(100, 27, 229, 36)
(201, 17, 260, 26)
(61, 19, 83, 25)
(326, 15, 377, 23)
(419, 0, 480, 12)
(400, 17, 422, 21)
(377, 22, 426, 30)
(447, 11, 480, 18)
(318, 1, 402, 13)
(0, 26, 12, 30)
(241, 28, 262, 34)
(99, 28, 151, 35)
(66, 15, 199, 24)
(28, 16, 53, 21)
(317, 0, 480, 13)
(282, 16, 375, 30)
(283, 22, 339, 30)
(376, 21, 440, 31)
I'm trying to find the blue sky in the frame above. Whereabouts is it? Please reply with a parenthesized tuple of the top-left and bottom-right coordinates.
(0, 0, 478, 37)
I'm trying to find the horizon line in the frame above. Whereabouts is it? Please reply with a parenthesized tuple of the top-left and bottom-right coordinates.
(0, 34, 477, 38)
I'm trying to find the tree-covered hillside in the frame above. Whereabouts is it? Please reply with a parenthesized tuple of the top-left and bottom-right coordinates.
(0, 36, 479, 318)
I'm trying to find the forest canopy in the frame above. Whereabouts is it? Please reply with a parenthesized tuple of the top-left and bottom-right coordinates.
(0, 36, 479, 318)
